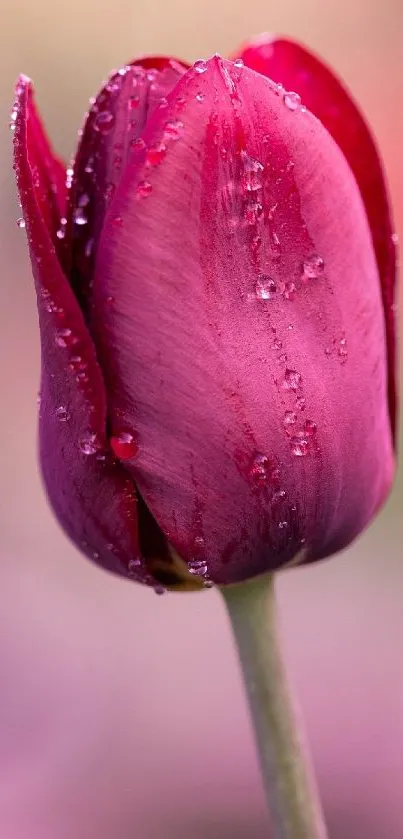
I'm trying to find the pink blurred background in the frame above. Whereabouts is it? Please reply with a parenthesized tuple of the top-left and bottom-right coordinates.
(0, 1, 402, 837)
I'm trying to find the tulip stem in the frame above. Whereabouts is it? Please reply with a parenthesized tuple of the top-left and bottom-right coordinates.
(220, 573, 328, 839)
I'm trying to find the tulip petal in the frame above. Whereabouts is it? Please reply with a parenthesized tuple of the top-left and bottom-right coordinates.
(67, 59, 185, 317)
(11, 77, 67, 262)
(92, 58, 394, 584)
(13, 75, 145, 582)
(236, 36, 397, 438)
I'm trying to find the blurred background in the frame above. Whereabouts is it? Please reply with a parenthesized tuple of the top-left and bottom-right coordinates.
(0, 1, 402, 837)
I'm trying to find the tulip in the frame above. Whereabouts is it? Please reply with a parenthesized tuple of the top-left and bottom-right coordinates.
(13, 40, 396, 592)
(13, 34, 398, 839)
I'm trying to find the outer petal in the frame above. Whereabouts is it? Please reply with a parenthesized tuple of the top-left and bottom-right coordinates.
(66, 59, 185, 317)
(236, 36, 397, 439)
(11, 77, 67, 262)
(91, 58, 393, 585)
(13, 76, 145, 583)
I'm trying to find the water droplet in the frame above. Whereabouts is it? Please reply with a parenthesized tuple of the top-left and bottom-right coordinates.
(338, 337, 348, 364)
(302, 255, 325, 280)
(56, 406, 70, 422)
(146, 142, 167, 166)
(189, 559, 208, 577)
(284, 91, 301, 111)
(283, 410, 297, 426)
(110, 431, 138, 460)
(94, 110, 115, 133)
(255, 275, 277, 300)
(290, 436, 309, 456)
(128, 557, 142, 575)
(283, 281, 296, 301)
(241, 152, 264, 193)
(304, 419, 317, 436)
(194, 59, 208, 74)
(56, 227, 65, 239)
(196, 92, 204, 103)
(296, 396, 306, 411)
(249, 453, 277, 486)
(164, 119, 184, 139)
(73, 207, 88, 226)
(79, 430, 99, 455)
(272, 489, 287, 503)
(84, 158, 94, 174)
(154, 584, 167, 596)
(278, 521, 289, 529)
(55, 328, 77, 348)
(136, 180, 152, 198)
(283, 369, 302, 391)
(16, 217, 25, 229)
(233, 58, 244, 69)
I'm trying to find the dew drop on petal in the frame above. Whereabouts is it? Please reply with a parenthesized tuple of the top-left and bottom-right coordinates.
(55, 328, 77, 348)
(194, 59, 208, 74)
(154, 584, 167, 596)
(94, 110, 115, 133)
(16, 217, 25, 229)
(284, 91, 301, 111)
(79, 430, 99, 456)
(255, 275, 277, 300)
(283, 410, 297, 427)
(74, 207, 88, 226)
(296, 396, 306, 411)
(249, 453, 277, 486)
(284, 281, 296, 301)
(283, 369, 302, 391)
(290, 436, 309, 456)
(164, 119, 184, 139)
(136, 180, 152, 198)
(302, 255, 325, 280)
(196, 92, 204, 103)
(56, 406, 70, 422)
(146, 142, 167, 166)
(110, 431, 138, 461)
(304, 419, 317, 436)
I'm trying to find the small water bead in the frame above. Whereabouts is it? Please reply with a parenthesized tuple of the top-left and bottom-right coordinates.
(233, 57, 244, 69)
(296, 396, 306, 411)
(302, 255, 325, 280)
(283, 369, 302, 391)
(146, 142, 167, 166)
(304, 419, 317, 436)
(278, 521, 289, 529)
(56, 406, 70, 422)
(250, 453, 277, 486)
(136, 180, 152, 198)
(189, 559, 208, 577)
(284, 410, 297, 427)
(164, 119, 184, 139)
(110, 431, 138, 461)
(338, 337, 348, 363)
(284, 91, 301, 111)
(194, 59, 208, 74)
(154, 584, 167, 596)
(55, 328, 77, 348)
(94, 110, 115, 133)
(283, 281, 296, 301)
(255, 275, 277, 300)
(290, 436, 309, 457)
(79, 430, 99, 455)
(196, 92, 205, 103)
(84, 158, 94, 174)
(272, 489, 287, 503)
(74, 207, 88, 226)
(241, 152, 264, 193)
(128, 557, 142, 575)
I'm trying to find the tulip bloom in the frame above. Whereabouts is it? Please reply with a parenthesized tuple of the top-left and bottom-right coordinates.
(13, 36, 397, 590)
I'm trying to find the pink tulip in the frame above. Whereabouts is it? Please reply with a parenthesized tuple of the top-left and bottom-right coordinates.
(13, 36, 397, 590)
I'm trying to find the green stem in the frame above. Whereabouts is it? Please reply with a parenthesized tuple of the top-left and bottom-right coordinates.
(220, 573, 328, 839)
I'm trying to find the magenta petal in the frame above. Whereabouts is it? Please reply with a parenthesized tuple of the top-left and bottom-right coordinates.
(13, 75, 144, 582)
(236, 35, 397, 439)
(66, 59, 185, 317)
(91, 58, 393, 584)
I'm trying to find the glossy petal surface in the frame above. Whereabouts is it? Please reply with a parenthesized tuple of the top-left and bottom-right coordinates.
(67, 60, 185, 317)
(237, 36, 397, 438)
(13, 76, 144, 582)
(92, 58, 393, 584)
